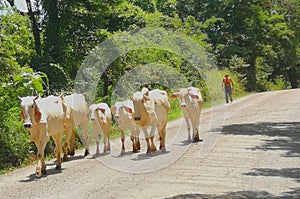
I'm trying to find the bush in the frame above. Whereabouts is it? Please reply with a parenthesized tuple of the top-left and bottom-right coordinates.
(0, 108, 30, 170)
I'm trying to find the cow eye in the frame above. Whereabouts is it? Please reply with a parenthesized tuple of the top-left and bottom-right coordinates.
(31, 104, 35, 108)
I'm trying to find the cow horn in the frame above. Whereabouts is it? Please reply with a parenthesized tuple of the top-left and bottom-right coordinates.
(35, 94, 40, 100)
(59, 92, 64, 99)
(18, 96, 22, 101)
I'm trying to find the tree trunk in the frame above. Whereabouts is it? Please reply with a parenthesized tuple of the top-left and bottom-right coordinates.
(287, 71, 299, 89)
(103, 72, 110, 96)
(246, 56, 257, 91)
(44, 0, 61, 62)
(26, 0, 41, 56)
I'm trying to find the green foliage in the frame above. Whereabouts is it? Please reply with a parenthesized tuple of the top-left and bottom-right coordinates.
(0, 108, 30, 170)
(0, 11, 34, 66)
(156, 0, 177, 17)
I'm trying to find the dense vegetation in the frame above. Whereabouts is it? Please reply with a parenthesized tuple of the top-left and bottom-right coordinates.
(0, 0, 299, 171)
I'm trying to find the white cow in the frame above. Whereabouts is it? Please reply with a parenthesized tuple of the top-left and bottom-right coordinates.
(111, 100, 140, 154)
(132, 88, 170, 153)
(172, 87, 203, 142)
(89, 103, 111, 155)
(62, 93, 89, 159)
(20, 95, 66, 177)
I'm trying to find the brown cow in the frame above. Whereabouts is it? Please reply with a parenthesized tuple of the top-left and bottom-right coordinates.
(132, 88, 170, 153)
(111, 100, 140, 154)
(62, 93, 90, 159)
(20, 95, 66, 177)
(89, 103, 111, 155)
(172, 87, 203, 142)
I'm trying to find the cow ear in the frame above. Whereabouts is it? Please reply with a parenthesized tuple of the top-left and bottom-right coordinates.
(18, 96, 22, 101)
(34, 105, 41, 122)
(171, 92, 179, 98)
(142, 88, 149, 96)
(98, 108, 106, 114)
(125, 107, 133, 114)
(111, 106, 116, 114)
(21, 111, 25, 119)
(33, 99, 41, 122)
(190, 94, 199, 99)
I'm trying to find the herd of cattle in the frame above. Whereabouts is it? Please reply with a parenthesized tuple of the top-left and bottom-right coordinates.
(19, 87, 203, 177)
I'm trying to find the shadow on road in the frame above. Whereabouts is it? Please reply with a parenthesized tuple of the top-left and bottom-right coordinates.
(221, 122, 300, 158)
(19, 168, 65, 183)
(244, 168, 300, 183)
(166, 188, 300, 199)
(221, 122, 300, 190)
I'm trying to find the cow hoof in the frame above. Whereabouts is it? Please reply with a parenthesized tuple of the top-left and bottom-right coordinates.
(36, 167, 42, 178)
(160, 147, 166, 153)
(42, 169, 47, 175)
(151, 146, 157, 152)
(56, 165, 61, 170)
(84, 149, 90, 156)
(63, 155, 68, 161)
(132, 148, 138, 153)
(121, 148, 126, 154)
(69, 151, 75, 157)
(193, 135, 200, 142)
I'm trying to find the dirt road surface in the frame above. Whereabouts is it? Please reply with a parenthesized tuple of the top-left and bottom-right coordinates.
(0, 89, 299, 198)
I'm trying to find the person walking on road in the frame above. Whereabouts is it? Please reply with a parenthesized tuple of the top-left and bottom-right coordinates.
(222, 74, 234, 103)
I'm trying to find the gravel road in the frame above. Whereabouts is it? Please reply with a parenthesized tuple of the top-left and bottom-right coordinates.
(0, 89, 299, 199)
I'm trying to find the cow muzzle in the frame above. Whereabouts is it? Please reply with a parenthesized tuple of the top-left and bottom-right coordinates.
(90, 118, 95, 121)
(134, 117, 141, 121)
(181, 104, 187, 108)
(24, 123, 32, 129)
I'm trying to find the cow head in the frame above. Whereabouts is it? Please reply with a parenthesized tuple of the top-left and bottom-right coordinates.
(19, 95, 42, 129)
(171, 87, 201, 109)
(111, 100, 134, 120)
(132, 89, 150, 121)
(89, 104, 106, 121)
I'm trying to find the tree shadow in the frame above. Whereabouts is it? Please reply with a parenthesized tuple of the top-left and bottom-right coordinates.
(244, 168, 300, 182)
(221, 122, 300, 158)
(166, 189, 300, 199)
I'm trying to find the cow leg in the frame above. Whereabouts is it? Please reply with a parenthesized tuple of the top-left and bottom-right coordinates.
(63, 128, 72, 161)
(149, 120, 157, 152)
(131, 126, 140, 151)
(82, 122, 90, 156)
(69, 129, 76, 156)
(150, 136, 157, 152)
(143, 128, 151, 153)
(103, 135, 107, 153)
(52, 134, 63, 170)
(184, 116, 191, 143)
(35, 137, 48, 177)
(136, 137, 141, 151)
(121, 131, 126, 154)
(96, 141, 100, 155)
(159, 122, 167, 152)
(130, 135, 137, 153)
(193, 117, 200, 142)
(106, 135, 111, 152)
(95, 132, 100, 155)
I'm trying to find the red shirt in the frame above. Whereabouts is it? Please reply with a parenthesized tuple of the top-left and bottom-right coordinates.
(223, 77, 233, 87)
